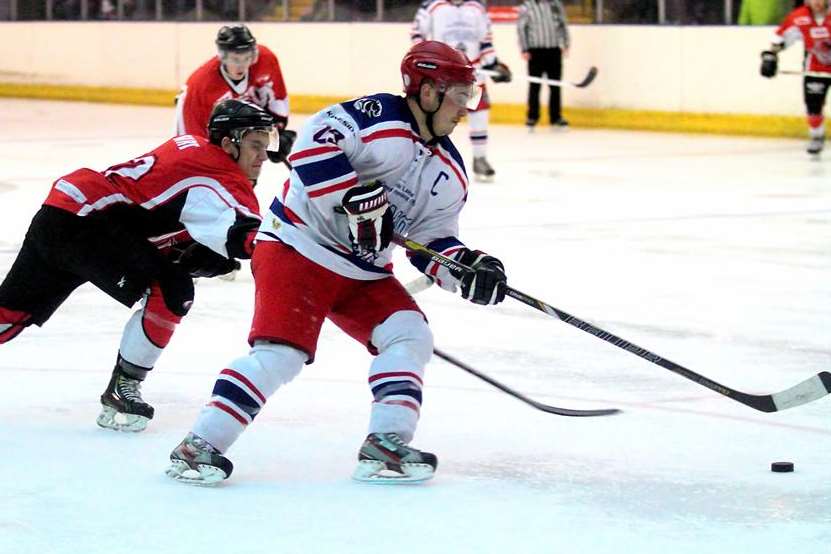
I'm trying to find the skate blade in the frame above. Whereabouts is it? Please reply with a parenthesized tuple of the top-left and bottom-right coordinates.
(351, 460, 434, 484)
(165, 460, 228, 486)
(473, 174, 495, 183)
(96, 406, 149, 433)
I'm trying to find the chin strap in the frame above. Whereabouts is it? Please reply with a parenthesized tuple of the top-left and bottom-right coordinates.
(417, 91, 447, 142)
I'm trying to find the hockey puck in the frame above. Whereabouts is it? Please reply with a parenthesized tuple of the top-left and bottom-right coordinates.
(771, 462, 794, 473)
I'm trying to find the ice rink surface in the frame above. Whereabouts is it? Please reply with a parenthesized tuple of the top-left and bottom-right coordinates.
(1, 99, 829, 553)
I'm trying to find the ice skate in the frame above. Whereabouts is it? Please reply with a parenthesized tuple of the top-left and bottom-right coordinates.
(352, 432, 437, 483)
(166, 432, 234, 486)
(96, 367, 154, 432)
(807, 136, 824, 155)
(472, 157, 495, 182)
(551, 117, 569, 129)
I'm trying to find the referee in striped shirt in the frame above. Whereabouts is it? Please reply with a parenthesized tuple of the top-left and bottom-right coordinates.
(517, 0, 571, 129)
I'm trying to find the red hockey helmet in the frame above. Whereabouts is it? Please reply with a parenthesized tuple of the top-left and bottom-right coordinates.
(401, 41, 476, 97)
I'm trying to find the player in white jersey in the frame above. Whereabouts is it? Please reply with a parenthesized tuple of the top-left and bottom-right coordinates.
(411, 0, 512, 181)
(166, 41, 509, 486)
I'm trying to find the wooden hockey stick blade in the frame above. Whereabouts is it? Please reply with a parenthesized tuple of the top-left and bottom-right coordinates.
(433, 348, 621, 417)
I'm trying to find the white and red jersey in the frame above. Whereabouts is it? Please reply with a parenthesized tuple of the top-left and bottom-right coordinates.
(257, 93, 471, 288)
(411, 0, 496, 70)
(43, 135, 260, 259)
(774, 6, 831, 73)
(175, 45, 289, 137)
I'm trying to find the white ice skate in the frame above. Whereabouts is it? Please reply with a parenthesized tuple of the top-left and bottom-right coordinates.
(166, 432, 233, 486)
(472, 157, 495, 183)
(352, 432, 437, 484)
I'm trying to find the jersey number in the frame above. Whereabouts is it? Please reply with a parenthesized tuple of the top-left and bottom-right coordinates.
(104, 155, 156, 180)
(313, 126, 345, 146)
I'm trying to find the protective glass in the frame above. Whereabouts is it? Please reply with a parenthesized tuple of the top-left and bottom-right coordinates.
(443, 83, 481, 110)
(235, 126, 278, 153)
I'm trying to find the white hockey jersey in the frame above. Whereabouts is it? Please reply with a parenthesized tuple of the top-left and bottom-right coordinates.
(257, 93, 470, 287)
(411, 0, 496, 68)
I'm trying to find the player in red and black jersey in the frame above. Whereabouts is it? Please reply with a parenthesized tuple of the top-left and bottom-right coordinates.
(761, 0, 831, 154)
(176, 24, 295, 163)
(0, 99, 276, 433)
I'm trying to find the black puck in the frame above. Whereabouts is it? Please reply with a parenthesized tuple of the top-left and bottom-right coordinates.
(771, 462, 794, 473)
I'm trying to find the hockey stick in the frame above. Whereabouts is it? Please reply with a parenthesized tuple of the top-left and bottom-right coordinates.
(395, 236, 831, 413)
(433, 348, 619, 417)
(481, 66, 598, 89)
(780, 70, 831, 78)
(402, 276, 619, 417)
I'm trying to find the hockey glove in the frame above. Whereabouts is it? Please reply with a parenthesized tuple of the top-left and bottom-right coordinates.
(482, 60, 513, 83)
(342, 181, 393, 257)
(171, 242, 241, 278)
(454, 249, 507, 305)
(157, 263, 195, 317)
(760, 51, 778, 78)
(267, 129, 297, 164)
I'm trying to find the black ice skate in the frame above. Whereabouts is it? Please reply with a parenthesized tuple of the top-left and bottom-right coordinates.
(352, 432, 437, 483)
(472, 157, 495, 182)
(166, 432, 234, 486)
(96, 367, 154, 432)
(807, 136, 825, 155)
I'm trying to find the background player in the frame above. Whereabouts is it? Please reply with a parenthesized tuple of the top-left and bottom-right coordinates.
(761, 0, 831, 154)
(176, 24, 295, 163)
(411, 0, 512, 181)
(0, 100, 275, 433)
(165, 41, 508, 486)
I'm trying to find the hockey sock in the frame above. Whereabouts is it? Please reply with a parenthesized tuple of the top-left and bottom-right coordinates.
(468, 109, 489, 158)
(192, 342, 307, 453)
(367, 311, 430, 443)
(0, 307, 30, 344)
(807, 114, 825, 138)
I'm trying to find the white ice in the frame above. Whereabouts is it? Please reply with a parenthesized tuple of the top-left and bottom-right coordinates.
(1, 99, 829, 553)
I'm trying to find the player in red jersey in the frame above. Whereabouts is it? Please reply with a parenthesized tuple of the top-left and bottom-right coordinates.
(0, 99, 275, 433)
(761, 0, 831, 154)
(176, 24, 295, 163)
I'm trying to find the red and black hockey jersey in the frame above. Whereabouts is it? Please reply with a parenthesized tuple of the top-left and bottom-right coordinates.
(43, 135, 260, 259)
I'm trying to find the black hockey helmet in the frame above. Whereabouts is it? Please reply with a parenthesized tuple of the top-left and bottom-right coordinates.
(215, 24, 257, 53)
(208, 99, 275, 147)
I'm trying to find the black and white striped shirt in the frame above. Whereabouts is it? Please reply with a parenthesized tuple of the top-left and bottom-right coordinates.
(517, 0, 570, 51)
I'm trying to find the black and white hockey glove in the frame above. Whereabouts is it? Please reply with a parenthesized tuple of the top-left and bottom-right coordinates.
(760, 50, 778, 78)
(454, 249, 507, 305)
(482, 60, 513, 83)
(171, 242, 241, 278)
(342, 181, 393, 257)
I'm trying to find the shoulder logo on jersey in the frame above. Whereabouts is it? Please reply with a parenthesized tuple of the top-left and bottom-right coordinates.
(810, 27, 830, 39)
(795, 16, 812, 25)
(353, 98, 383, 118)
(313, 125, 346, 145)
